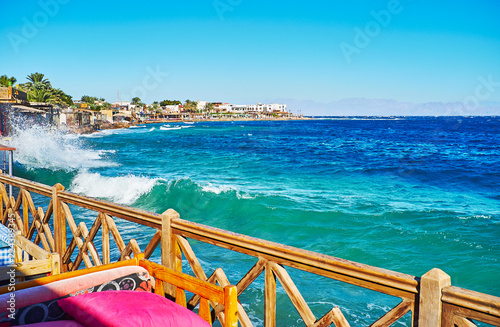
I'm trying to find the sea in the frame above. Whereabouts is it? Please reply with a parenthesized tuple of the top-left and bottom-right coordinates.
(9, 117, 500, 326)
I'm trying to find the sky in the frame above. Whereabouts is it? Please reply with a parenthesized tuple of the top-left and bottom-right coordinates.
(1, 0, 499, 115)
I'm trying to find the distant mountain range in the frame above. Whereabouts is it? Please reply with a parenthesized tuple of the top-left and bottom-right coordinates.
(267, 98, 500, 116)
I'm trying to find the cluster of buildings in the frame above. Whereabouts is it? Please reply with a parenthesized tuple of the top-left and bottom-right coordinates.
(0, 86, 293, 135)
(74, 100, 291, 124)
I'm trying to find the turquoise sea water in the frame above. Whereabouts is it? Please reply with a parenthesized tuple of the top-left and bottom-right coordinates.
(11, 117, 500, 325)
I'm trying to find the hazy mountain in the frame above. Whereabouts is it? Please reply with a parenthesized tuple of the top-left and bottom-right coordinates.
(267, 98, 500, 116)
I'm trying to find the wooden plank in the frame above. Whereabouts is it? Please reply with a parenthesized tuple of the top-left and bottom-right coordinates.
(34, 220, 50, 252)
(265, 261, 276, 327)
(23, 190, 40, 240)
(312, 308, 336, 327)
(171, 220, 419, 296)
(13, 189, 22, 212)
(176, 228, 416, 299)
(1, 258, 51, 278)
(442, 286, 500, 317)
(331, 307, 351, 327)
(176, 287, 187, 307)
(187, 270, 218, 310)
(105, 214, 126, 252)
(13, 210, 24, 234)
(63, 237, 76, 266)
(61, 203, 92, 269)
(161, 209, 179, 298)
(100, 213, 110, 265)
(56, 189, 162, 228)
(215, 268, 253, 327)
(418, 268, 451, 327)
(199, 297, 212, 326)
(22, 189, 29, 236)
(454, 316, 477, 327)
(224, 285, 238, 327)
(176, 235, 208, 280)
(79, 221, 102, 266)
(270, 262, 316, 325)
(15, 233, 50, 260)
(52, 183, 65, 259)
(370, 298, 412, 327)
(442, 302, 500, 327)
(154, 276, 165, 296)
(120, 239, 141, 261)
(0, 174, 53, 197)
(39, 207, 55, 251)
(50, 253, 61, 275)
(236, 258, 266, 296)
(42, 199, 53, 224)
(138, 259, 226, 304)
(144, 230, 161, 259)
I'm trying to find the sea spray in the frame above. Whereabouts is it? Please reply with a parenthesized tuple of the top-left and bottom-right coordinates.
(70, 170, 159, 205)
(8, 123, 116, 170)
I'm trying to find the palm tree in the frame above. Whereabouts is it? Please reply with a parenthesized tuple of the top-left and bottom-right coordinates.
(27, 83, 54, 103)
(50, 88, 73, 106)
(26, 72, 51, 88)
(0, 75, 17, 87)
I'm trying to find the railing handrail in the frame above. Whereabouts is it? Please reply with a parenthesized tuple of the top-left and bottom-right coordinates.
(0, 173, 418, 296)
(172, 219, 419, 295)
(442, 286, 500, 316)
(2, 173, 499, 326)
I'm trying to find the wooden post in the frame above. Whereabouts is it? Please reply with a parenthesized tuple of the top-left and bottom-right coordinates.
(161, 209, 180, 298)
(224, 285, 238, 327)
(51, 253, 61, 275)
(22, 189, 28, 237)
(418, 268, 451, 327)
(52, 183, 65, 269)
(100, 213, 110, 265)
(265, 261, 276, 327)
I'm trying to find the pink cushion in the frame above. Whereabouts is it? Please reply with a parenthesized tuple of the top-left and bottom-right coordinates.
(24, 321, 85, 326)
(58, 290, 210, 327)
(0, 266, 150, 310)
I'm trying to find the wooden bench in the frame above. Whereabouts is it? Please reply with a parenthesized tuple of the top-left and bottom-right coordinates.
(0, 255, 238, 326)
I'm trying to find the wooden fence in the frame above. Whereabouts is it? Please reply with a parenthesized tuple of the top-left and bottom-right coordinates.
(0, 174, 499, 327)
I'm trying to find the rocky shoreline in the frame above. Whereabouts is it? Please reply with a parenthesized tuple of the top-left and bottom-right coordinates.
(69, 117, 311, 134)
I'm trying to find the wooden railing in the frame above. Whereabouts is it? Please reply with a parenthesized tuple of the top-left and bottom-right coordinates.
(0, 231, 60, 281)
(0, 173, 499, 327)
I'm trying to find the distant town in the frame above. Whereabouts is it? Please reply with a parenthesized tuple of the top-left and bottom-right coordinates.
(0, 73, 299, 135)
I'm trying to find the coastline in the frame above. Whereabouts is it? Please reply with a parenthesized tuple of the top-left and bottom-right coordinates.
(70, 116, 313, 134)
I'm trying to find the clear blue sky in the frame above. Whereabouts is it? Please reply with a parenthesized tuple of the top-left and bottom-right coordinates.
(1, 0, 499, 112)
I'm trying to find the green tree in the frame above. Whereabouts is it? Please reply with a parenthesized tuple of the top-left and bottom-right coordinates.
(205, 102, 214, 113)
(131, 97, 141, 105)
(183, 99, 197, 113)
(26, 72, 51, 88)
(51, 88, 73, 106)
(81, 95, 98, 104)
(28, 83, 54, 102)
(0, 75, 16, 87)
(160, 99, 181, 106)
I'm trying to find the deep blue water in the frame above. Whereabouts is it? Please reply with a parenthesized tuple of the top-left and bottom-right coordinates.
(11, 117, 500, 326)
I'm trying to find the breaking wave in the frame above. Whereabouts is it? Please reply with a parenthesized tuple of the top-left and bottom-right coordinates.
(8, 124, 117, 170)
(70, 170, 160, 205)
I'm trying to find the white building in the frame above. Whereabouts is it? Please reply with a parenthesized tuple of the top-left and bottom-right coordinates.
(164, 105, 181, 113)
(197, 101, 207, 111)
(268, 103, 287, 113)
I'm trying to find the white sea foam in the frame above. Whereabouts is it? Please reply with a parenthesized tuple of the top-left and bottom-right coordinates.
(70, 170, 159, 205)
(8, 125, 117, 170)
(201, 183, 236, 194)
